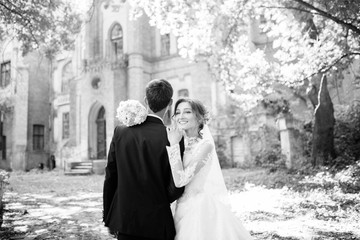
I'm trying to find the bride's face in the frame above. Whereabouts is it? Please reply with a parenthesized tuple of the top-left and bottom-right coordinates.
(174, 102, 199, 136)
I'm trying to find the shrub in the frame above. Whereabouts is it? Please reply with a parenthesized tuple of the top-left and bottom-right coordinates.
(0, 169, 10, 228)
(297, 160, 360, 194)
(215, 138, 231, 168)
(333, 102, 360, 169)
(0, 169, 9, 196)
(335, 161, 360, 193)
(254, 143, 287, 172)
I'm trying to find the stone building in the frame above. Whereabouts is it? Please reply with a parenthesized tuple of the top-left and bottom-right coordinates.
(2, 1, 358, 172)
(51, 0, 223, 171)
(51, 1, 360, 171)
(0, 40, 51, 171)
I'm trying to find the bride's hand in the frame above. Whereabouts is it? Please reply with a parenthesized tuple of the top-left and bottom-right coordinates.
(167, 125, 184, 146)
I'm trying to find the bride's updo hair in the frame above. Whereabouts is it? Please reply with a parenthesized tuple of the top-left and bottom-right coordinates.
(173, 98, 210, 137)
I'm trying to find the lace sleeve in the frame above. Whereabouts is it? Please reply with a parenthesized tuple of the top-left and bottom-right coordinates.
(166, 140, 213, 188)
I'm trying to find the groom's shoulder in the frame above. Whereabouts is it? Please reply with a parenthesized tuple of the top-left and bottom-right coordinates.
(114, 125, 126, 132)
(113, 122, 148, 135)
(112, 125, 132, 136)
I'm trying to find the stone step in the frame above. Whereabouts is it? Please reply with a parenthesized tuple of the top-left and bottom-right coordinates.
(65, 161, 94, 176)
(74, 162, 92, 165)
(64, 169, 92, 176)
(73, 165, 92, 169)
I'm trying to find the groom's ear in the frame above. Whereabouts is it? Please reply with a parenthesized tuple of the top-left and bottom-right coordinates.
(144, 97, 148, 107)
(168, 99, 173, 107)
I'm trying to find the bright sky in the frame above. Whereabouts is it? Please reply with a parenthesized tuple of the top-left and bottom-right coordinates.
(66, 0, 93, 17)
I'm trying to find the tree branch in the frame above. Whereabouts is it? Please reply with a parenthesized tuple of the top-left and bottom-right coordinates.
(291, 0, 360, 35)
(224, 4, 244, 47)
(305, 52, 360, 80)
(0, 1, 32, 26)
(0, 1, 40, 45)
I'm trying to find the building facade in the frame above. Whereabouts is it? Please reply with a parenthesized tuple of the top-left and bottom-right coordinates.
(0, 40, 51, 171)
(2, 1, 358, 172)
(51, 1, 223, 169)
(51, 1, 360, 170)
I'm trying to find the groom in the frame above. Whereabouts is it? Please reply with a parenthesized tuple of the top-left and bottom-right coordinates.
(103, 79, 185, 240)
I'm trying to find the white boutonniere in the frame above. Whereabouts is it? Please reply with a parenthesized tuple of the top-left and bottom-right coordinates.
(116, 100, 147, 127)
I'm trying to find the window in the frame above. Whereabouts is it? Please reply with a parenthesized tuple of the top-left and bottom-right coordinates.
(0, 61, 11, 88)
(33, 125, 45, 150)
(0, 120, 5, 160)
(161, 34, 170, 56)
(91, 76, 101, 89)
(111, 24, 123, 60)
(62, 112, 70, 139)
(61, 62, 72, 93)
(62, 62, 72, 92)
(178, 89, 189, 98)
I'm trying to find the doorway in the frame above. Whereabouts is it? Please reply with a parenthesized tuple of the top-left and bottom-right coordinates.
(96, 107, 106, 159)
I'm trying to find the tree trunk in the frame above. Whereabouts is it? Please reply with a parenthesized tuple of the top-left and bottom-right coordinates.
(307, 75, 336, 166)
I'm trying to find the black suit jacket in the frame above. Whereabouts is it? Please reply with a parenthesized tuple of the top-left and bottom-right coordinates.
(103, 116, 184, 240)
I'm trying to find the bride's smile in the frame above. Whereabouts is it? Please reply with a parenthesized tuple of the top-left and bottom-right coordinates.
(174, 102, 199, 137)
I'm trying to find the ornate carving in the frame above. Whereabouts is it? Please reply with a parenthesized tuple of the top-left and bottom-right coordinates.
(84, 55, 128, 72)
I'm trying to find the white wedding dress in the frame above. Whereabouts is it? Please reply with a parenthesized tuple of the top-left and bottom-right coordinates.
(167, 126, 253, 240)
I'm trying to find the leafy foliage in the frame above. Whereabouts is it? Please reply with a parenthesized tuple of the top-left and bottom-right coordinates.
(0, 0, 82, 56)
(214, 137, 231, 168)
(0, 169, 9, 185)
(128, 0, 360, 110)
(0, 169, 9, 224)
(333, 102, 360, 169)
(0, 86, 13, 113)
(336, 161, 360, 193)
(297, 160, 360, 194)
(260, 98, 290, 115)
(255, 143, 287, 172)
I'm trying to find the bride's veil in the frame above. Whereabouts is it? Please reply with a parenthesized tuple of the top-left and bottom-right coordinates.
(201, 125, 230, 205)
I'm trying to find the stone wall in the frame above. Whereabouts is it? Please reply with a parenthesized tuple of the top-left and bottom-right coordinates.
(24, 52, 51, 170)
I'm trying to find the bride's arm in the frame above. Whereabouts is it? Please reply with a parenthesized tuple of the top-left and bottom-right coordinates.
(166, 140, 213, 187)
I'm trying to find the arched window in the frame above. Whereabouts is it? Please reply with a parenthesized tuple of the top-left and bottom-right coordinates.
(161, 34, 170, 56)
(61, 62, 72, 93)
(111, 24, 123, 60)
(0, 61, 11, 88)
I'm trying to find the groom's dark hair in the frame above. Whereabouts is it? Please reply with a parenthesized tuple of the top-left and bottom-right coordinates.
(146, 79, 173, 113)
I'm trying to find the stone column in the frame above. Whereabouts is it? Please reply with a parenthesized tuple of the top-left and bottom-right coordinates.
(127, 15, 146, 101)
(127, 53, 144, 101)
(12, 65, 29, 170)
(277, 114, 301, 169)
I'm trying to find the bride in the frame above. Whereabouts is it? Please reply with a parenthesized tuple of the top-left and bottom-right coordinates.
(166, 98, 253, 240)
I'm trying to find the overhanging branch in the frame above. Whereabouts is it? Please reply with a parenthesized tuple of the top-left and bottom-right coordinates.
(291, 0, 360, 35)
(304, 52, 360, 81)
